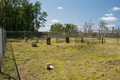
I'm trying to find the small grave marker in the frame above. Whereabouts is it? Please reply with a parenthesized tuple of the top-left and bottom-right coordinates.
(47, 37, 51, 45)
(32, 41, 37, 47)
(36, 37, 39, 43)
(24, 37, 28, 43)
(66, 37, 69, 43)
(81, 37, 84, 43)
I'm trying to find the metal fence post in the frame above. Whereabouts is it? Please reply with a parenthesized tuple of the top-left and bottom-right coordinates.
(99, 30, 100, 42)
(117, 27, 119, 44)
(0, 28, 3, 73)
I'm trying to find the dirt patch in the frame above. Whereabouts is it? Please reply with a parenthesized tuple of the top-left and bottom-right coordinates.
(106, 60, 120, 65)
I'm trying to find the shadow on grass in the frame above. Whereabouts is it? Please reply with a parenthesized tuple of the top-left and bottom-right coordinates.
(0, 72, 17, 80)
(47, 68, 53, 71)
(32, 46, 39, 47)
(0, 43, 21, 80)
(10, 43, 21, 80)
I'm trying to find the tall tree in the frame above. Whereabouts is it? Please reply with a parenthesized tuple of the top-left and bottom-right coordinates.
(99, 21, 107, 30)
(64, 23, 78, 32)
(0, 0, 47, 31)
(50, 23, 64, 32)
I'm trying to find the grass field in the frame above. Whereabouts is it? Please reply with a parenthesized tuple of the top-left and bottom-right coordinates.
(0, 38, 120, 80)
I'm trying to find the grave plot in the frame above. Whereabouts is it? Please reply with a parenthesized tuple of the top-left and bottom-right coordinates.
(8, 38, 120, 80)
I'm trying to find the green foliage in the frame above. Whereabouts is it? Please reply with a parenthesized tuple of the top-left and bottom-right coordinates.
(50, 23, 78, 33)
(104, 38, 106, 43)
(0, 0, 47, 31)
(115, 67, 120, 73)
(87, 41, 89, 44)
(64, 23, 78, 32)
(50, 23, 64, 32)
(98, 37, 101, 40)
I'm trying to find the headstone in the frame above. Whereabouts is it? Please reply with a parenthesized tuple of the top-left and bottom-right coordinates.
(81, 37, 84, 43)
(36, 37, 39, 43)
(24, 37, 28, 43)
(47, 37, 51, 45)
(32, 41, 37, 47)
(0, 29, 3, 72)
(66, 37, 69, 43)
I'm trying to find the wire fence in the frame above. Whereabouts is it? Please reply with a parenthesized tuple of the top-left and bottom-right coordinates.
(0, 26, 7, 72)
(6, 29, 120, 44)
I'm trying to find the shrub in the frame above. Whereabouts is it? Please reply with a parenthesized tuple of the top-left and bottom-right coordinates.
(87, 41, 89, 44)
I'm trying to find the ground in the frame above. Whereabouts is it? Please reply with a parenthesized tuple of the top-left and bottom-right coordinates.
(0, 38, 120, 80)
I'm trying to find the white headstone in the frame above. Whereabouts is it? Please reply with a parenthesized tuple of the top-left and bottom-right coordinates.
(36, 37, 39, 43)
(0, 29, 3, 66)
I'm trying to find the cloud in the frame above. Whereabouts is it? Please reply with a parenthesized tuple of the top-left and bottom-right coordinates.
(101, 17, 117, 21)
(74, 23, 77, 25)
(109, 10, 111, 12)
(112, 7, 120, 11)
(105, 24, 116, 27)
(48, 23, 52, 25)
(57, 7, 63, 9)
(52, 20, 59, 22)
(105, 13, 113, 17)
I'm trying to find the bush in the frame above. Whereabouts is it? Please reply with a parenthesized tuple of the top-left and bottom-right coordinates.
(87, 41, 89, 44)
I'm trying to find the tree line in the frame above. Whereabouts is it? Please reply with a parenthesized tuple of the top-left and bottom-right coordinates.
(50, 23, 78, 32)
(0, 0, 47, 31)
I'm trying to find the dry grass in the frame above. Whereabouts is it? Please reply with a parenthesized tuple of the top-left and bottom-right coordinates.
(1, 38, 120, 80)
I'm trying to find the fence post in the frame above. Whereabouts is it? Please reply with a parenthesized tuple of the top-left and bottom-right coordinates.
(0, 29, 3, 73)
(117, 27, 119, 44)
(102, 37, 103, 44)
(99, 30, 100, 42)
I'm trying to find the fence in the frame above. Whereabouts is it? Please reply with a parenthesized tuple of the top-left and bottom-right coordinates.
(0, 26, 7, 72)
(6, 29, 120, 44)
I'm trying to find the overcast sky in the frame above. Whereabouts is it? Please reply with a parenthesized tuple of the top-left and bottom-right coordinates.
(29, 0, 120, 31)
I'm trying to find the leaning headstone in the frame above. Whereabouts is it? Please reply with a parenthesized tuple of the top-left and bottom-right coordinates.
(36, 37, 39, 43)
(32, 41, 37, 47)
(81, 37, 84, 43)
(66, 37, 69, 43)
(24, 37, 28, 43)
(47, 37, 51, 45)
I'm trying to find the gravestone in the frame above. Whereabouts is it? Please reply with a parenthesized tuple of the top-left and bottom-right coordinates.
(36, 37, 39, 43)
(31, 41, 37, 47)
(66, 37, 69, 43)
(81, 37, 84, 43)
(47, 37, 51, 45)
(24, 37, 28, 43)
(0, 29, 3, 72)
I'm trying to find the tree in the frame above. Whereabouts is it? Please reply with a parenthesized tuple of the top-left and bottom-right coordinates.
(83, 19, 94, 37)
(50, 23, 64, 32)
(0, 0, 48, 31)
(99, 21, 107, 30)
(64, 23, 78, 32)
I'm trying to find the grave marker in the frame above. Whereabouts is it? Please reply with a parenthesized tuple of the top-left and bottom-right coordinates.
(81, 37, 84, 43)
(47, 37, 51, 45)
(36, 37, 39, 43)
(24, 37, 28, 43)
(32, 41, 37, 47)
(66, 37, 69, 43)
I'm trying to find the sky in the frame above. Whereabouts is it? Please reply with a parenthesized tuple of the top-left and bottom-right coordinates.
(29, 0, 120, 32)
